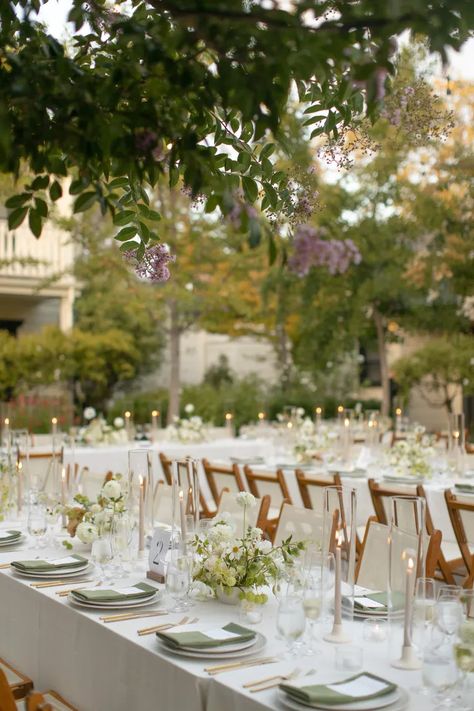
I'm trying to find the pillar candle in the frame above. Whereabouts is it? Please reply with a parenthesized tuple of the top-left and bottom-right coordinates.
(334, 533, 343, 626)
(403, 556, 415, 647)
(51, 417, 58, 436)
(151, 410, 159, 430)
(61, 467, 67, 528)
(138, 476, 145, 553)
(395, 408, 402, 432)
(315, 407, 322, 427)
(17, 461, 23, 513)
(124, 411, 132, 440)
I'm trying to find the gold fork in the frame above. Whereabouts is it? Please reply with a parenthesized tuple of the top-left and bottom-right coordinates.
(101, 611, 168, 623)
(205, 657, 278, 675)
(32, 578, 94, 589)
(137, 615, 191, 636)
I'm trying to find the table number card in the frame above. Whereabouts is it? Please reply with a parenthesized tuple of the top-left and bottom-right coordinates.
(147, 527, 172, 583)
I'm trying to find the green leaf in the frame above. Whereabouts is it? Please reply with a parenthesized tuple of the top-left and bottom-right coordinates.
(34, 197, 48, 218)
(260, 143, 275, 159)
(5, 193, 31, 209)
(205, 195, 219, 213)
(49, 180, 63, 201)
(268, 234, 277, 264)
(69, 178, 90, 195)
(8, 207, 28, 230)
(113, 210, 136, 226)
(73, 191, 97, 213)
(248, 219, 261, 248)
(263, 183, 278, 208)
(31, 175, 49, 191)
(242, 176, 258, 203)
(115, 225, 137, 241)
(138, 204, 161, 221)
(107, 177, 129, 190)
(138, 221, 151, 243)
(28, 208, 43, 238)
(119, 240, 138, 252)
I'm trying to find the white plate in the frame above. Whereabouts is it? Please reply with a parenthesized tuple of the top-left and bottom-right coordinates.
(382, 475, 424, 485)
(278, 687, 408, 711)
(11, 564, 91, 579)
(0, 536, 23, 548)
(67, 592, 159, 610)
(158, 631, 266, 659)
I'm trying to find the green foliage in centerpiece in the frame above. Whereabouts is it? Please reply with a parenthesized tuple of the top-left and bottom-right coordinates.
(191, 492, 304, 601)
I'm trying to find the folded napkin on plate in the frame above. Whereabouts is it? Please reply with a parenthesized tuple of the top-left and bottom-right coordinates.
(71, 582, 156, 603)
(157, 622, 255, 649)
(0, 530, 21, 541)
(10, 554, 87, 572)
(455, 483, 474, 493)
(352, 591, 404, 612)
(230, 456, 265, 464)
(280, 672, 397, 706)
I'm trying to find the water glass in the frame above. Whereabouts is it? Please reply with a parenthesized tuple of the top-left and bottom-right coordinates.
(91, 536, 113, 583)
(460, 590, 474, 620)
(110, 514, 133, 577)
(303, 573, 323, 653)
(27, 504, 48, 548)
(422, 625, 459, 706)
(437, 600, 464, 637)
(276, 596, 306, 657)
(438, 585, 462, 602)
(166, 554, 191, 612)
(335, 645, 364, 672)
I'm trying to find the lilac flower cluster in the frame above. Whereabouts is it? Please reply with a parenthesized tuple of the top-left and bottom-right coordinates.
(227, 199, 258, 229)
(125, 244, 176, 283)
(288, 225, 362, 277)
(134, 131, 165, 161)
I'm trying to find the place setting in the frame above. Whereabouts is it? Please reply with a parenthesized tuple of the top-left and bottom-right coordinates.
(9, 554, 91, 580)
(0, 529, 23, 548)
(155, 620, 267, 661)
(66, 581, 160, 610)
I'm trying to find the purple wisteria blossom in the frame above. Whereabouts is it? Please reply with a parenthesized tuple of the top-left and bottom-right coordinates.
(125, 244, 176, 283)
(288, 225, 361, 277)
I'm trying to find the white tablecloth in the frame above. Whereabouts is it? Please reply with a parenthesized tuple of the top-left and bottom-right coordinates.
(0, 537, 434, 711)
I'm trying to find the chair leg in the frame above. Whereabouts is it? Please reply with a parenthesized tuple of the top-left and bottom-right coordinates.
(437, 552, 456, 585)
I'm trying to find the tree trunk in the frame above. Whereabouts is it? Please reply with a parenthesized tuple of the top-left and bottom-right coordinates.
(373, 308, 390, 418)
(167, 300, 181, 424)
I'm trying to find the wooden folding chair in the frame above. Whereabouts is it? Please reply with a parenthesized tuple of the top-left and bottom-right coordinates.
(355, 518, 441, 589)
(368, 478, 457, 584)
(24, 689, 78, 710)
(215, 489, 270, 532)
(243, 465, 291, 535)
(0, 668, 22, 711)
(0, 658, 32, 703)
(272, 501, 338, 552)
(201, 458, 246, 508)
(295, 469, 338, 511)
(444, 489, 474, 588)
(158, 452, 211, 517)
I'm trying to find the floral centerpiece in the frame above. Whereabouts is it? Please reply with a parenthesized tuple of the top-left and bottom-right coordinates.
(166, 403, 207, 444)
(386, 426, 435, 479)
(78, 407, 128, 445)
(191, 492, 304, 603)
(293, 419, 338, 464)
(64, 475, 126, 544)
(0, 455, 11, 521)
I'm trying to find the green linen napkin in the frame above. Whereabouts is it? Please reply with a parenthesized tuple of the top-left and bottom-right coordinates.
(10, 554, 87, 572)
(0, 530, 21, 542)
(280, 672, 397, 706)
(352, 591, 405, 612)
(157, 622, 256, 649)
(455, 484, 474, 493)
(71, 582, 156, 603)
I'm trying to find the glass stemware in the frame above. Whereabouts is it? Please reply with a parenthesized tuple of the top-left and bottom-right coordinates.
(422, 624, 459, 707)
(166, 553, 191, 612)
(276, 595, 306, 657)
(90, 536, 113, 583)
(27, 504, 48, 549)
(110, 514, 133, 577)
(303, 572, 323, 654)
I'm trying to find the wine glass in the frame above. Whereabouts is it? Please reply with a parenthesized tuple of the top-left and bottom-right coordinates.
(110, 514, 133, 577)
(460, 590, 474, 620)
(166, 553, 191, 612)
(437, 600, 464, 638)
(27, 504, 48, 550)
(90, 536, 113, 584)
(276, 595, 306, 657)
(303, 572, 322, 654)
(438, 585, 462, 602)
(414, 577, 436, 628)
(422, 624, 460, 707)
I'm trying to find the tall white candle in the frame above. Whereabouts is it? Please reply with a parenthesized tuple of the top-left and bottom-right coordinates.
(51, 417, 58, 436)
(403, 556, 415, 647)
(257, 412, 266, 427)
(17, 460, 23, 513)
(3, 417, 9, 446)
(151, 410, 159, 430)
(124, 411, 132, 440)
(334, 534, 342, 625)
(138, 476, 145, 552)
(315, 407, 322, 427)
(61, 467, 67, 528)
(225, 412, 233, 436)
(395, 408, 402, 433)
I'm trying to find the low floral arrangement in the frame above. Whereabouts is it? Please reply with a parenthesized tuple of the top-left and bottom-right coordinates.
(293, 419, 338, 463)
(0, 456, 11, 521)
(64, 475, 126, 544)
(191, 492, 304, 602)
(166, 403, 208, 444)
(78, 408, 128, 445)
(386, 426, 435, 479)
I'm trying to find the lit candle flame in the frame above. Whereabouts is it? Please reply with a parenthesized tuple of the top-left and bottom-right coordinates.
(337, 405, 344, 413)
(395, 408, 402, 416)
(4, 418, 9, 426)
(336, 529, 344, 547)
(51, 417, 58, 425)
(61, 467, 66, 482)
(179, 490, 184, 502)
(225, 412, 233, 421)
(344, 418, 350, 427)
(316, 407, 322, 415)
(125, 411, 131, 418)
(152, 410, 159, 417)
(258, 412, 265, 420)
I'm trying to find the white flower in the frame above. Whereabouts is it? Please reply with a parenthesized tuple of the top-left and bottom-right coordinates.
(235, 491, 256, 509)
(257, 539, 272, 554)
(76, 521, 98, 544)
(113, 417, 124, 429)
(184, 403, 195, 414)
(83, 407, 96, 421)
(207, 523, 234, 543)
(90, 503, 102, 515)
(101, 479, 122, 501)
(188, 581, 214, 601)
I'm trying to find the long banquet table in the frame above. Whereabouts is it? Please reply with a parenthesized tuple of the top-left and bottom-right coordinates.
(0, 536, 434, 711)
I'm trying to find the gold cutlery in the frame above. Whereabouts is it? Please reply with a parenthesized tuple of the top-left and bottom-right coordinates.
(101, 611, 168, 623)
(205, 657, 277, 675)
(0, 563, 12, 569)
(31, 578, 94, 589)
(137, 615, 191, 636)
(244, 667, 302, 692)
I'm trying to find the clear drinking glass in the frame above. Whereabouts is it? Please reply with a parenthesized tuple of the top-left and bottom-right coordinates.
(91, 536, 113, 583)
(438, 585, 462, 602)
(166, 554, 191, 612)
(460, 590, 474, 620)
(437, 599, 464, 638)
(27, 504, 48, 549)
(422, 624, 460, 707)
(276, 595, 306, 657)
(303, 572, 323, 653)
(110, 514, 133, 577)
(414, 578, 436, 627)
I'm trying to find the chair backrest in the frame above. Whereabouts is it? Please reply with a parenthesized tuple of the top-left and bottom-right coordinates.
(295, 469, 337, 511)
(356, 519, 440, 590)
(202, 459, 245, 507)
(26, 693, 53, 711)
(444, 489, 474, 572)
(0, 668, 17, 711)
(368, 479, 418, 529)
(158, 452, 173, 485)
(243, 466, 291, 510)
(19, 451, 62, 494)
(216, 489, 270, 533)
(273, 501, 338, 550)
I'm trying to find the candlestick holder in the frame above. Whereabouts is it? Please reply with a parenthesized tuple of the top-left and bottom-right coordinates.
(322, 485, 357, 644)
(171, 458, 200, 551)
(388, 496, 426, 670)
